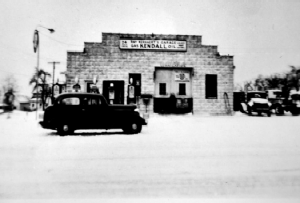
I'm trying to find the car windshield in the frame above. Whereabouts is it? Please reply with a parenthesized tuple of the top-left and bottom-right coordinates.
(273, 91, 282, 98)
(248, 92, 267, 100)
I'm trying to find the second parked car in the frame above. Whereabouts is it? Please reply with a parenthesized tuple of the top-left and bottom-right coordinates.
(246, 91, 272, 117)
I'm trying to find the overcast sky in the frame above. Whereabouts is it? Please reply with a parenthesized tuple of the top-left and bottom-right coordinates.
(1, 0, 300, 96)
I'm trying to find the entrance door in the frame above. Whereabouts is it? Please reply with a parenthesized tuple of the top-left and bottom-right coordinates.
(154, 68, 193, 113)
(127, 73, 141, 104)
(102, 80, 124, 104)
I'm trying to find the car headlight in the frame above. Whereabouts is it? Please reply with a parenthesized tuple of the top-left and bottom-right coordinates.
(134, 108, 141, 116)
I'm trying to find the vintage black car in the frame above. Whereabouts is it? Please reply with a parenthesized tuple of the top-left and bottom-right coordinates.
(246, 91, 272, 117)
(267, 90, 300, 116)
(39, 93, 147, 135)
(280, 92, 300, 115)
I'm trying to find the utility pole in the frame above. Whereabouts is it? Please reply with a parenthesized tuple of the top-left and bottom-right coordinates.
(48, 61, 60, 99)
(48, 61, 60, 86)
(33, 26, 54, 119)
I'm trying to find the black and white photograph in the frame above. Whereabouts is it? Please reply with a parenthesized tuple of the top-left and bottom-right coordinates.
(0, 0, 300, 202)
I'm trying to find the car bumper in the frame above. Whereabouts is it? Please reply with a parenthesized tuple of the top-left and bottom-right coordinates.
(141, 117, 147, 125)
(253, 108, 270, 111)
(39, 121, 56, 130)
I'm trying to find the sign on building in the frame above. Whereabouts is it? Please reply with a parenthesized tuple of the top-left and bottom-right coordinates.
(174, 71, 190, 82)
(120, 40, 187, 51)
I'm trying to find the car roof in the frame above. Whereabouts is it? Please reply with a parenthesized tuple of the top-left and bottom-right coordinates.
(56, 92, 102, 98)
(247, 91, 266, 94)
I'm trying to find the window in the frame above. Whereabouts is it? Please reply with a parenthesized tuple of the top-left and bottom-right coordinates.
(179, 83, 186, 95)
(83, 97, 101, 106)
(205, 74, 217, 99)
(89, 98, 101, 105)
(86, 82, 93, 93)
(61, 97, 80, 105)
(159, 83, 167, 95)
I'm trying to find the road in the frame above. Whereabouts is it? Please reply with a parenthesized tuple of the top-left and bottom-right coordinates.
(0, 111, 300, 201)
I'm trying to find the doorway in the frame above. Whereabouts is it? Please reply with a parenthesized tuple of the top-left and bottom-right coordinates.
(154, 67, 193, 113)
(127, 73, 141, 104)
(102, 80, 124, 104)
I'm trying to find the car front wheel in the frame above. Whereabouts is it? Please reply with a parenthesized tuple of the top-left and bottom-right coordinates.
(275, 105, 284, 115)
(248, 108, 252, 116)
(123, 121, 142, 134)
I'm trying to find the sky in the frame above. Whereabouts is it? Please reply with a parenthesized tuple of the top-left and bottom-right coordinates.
(1, 0, 300, 96)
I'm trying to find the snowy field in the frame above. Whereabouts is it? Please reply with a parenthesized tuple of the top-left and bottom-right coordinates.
(0, 110, 300, 202)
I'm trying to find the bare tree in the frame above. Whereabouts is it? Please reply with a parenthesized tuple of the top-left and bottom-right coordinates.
(2, 74, 18, 94)
(244, 80, 254, 92)
(265, 74, 283, 90)
(249, 65, 300, 99)
(286, 65, 300, 91)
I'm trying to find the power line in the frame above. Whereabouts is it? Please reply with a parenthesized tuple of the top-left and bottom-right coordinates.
(39, 32, 84, 47)
(0, 69, 32, 77)
(0, 41, 67, 64)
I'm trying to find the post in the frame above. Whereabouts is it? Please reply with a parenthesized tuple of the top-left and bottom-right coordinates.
(35, 30, 40, 119)
(48, 61, 60, 98)
(33, 26, 55, 119)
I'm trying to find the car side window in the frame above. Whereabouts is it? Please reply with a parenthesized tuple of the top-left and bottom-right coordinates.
(61, 97, 80, 105)
(82, 97, 102, 106)
(90, 98, 101, 105)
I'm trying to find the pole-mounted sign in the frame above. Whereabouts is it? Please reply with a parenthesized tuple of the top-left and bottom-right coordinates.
(33, 30, 39, 53)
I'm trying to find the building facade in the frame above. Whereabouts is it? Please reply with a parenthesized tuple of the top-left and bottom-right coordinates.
(66, 33, 235, 115)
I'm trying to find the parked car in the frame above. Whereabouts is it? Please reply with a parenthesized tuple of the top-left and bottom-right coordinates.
(281, 91, 300, 116)
(266, 90, 284, 115)
(246, 91, 272, 117)
(39, 93, 147, 135)
(267, 90, 300, 116)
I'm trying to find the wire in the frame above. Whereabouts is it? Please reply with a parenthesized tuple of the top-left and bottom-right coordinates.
(0, 69, 32, 77)
(39, 32, 84, 47)
(0, 41, 67, 66)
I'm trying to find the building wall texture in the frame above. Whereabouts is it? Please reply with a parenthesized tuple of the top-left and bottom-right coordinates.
(66, 33, 235, 115)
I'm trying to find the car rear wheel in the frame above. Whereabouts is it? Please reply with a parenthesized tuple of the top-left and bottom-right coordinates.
(57, 124, 74, 136)
(291, 109, 300, 116)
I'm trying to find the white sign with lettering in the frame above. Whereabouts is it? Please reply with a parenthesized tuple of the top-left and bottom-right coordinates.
(120, 40, 187, 51)
(174, 71, 190, 82)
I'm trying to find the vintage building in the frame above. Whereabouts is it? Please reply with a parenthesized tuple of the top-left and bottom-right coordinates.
(66, 33, 235, 115)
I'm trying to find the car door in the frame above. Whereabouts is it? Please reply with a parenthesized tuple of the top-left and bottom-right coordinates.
(58, 96, 83, 127)
(81, 95, 107, 129)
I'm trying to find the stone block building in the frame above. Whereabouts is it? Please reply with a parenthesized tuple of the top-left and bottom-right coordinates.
(66, 32, 235, 115)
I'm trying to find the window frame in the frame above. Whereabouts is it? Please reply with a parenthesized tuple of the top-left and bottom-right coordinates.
(159, 83, 167, 95)
(178, 83, 186, 95)
(205, 74, 218, 99)
(60, 97, 80, 105)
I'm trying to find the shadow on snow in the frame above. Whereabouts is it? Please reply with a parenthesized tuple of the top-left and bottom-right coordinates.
(45, 130, 136, 137)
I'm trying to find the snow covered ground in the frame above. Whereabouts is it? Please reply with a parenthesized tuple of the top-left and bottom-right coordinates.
(0, 110, 300, 202)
